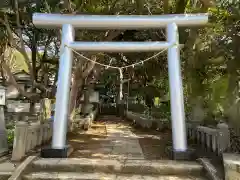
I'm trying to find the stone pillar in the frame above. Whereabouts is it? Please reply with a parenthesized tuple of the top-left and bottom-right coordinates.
(0, 85, 8, 156)
(217, 122, 230, 154)
(11, 121, 28, 161)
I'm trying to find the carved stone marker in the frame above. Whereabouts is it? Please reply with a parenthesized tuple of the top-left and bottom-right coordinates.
(0, 85, 8, 156)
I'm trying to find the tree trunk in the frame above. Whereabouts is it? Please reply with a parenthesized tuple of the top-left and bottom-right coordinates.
(163, 0, 169, 13)
(68, 31, 121, 119)
(69, 75, 83, 120)
(68, 55, 97, 119)
(30, 0, 40, 114)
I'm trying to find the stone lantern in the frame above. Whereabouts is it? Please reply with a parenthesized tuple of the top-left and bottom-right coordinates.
(0, 85, 8, 155)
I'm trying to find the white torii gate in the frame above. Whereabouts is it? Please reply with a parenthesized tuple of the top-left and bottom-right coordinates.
(33, 13, 208, 159)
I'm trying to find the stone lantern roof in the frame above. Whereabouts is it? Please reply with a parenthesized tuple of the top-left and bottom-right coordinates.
(13, 70, 31, 85)
(0, 70, 32, 100)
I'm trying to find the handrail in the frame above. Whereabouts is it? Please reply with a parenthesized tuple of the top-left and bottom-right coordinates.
(186, 122, 230, 155)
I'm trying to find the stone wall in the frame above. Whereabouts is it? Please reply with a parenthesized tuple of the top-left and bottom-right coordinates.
(125, 111, 170, 130)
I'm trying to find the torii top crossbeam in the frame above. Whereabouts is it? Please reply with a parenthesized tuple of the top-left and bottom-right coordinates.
(33, 13, 208, 29)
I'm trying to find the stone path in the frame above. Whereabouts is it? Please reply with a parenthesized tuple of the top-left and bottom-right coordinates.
(69, 116, 171, 160)
(104, 123, 144, 160)
(69, 118, 145, 160)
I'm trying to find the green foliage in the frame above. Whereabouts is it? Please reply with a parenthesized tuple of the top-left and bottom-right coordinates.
(6, 124, 15, 147)
(7, 129, 14, 147)
(182, 0, 240, 124)
(209, 75, 228, 114)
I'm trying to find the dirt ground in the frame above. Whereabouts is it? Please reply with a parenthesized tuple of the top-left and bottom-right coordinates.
(68, 116, 172, 160)
(68, 123, 108, 158)
(131, 128, 172, 160)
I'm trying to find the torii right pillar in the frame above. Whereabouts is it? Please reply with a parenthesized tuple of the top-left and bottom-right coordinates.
(167, 22, 191, 160)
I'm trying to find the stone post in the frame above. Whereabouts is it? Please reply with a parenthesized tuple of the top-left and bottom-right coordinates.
(39, 98, 51, 123)
(11, 121, 28, 161)
(0, 85, 8, 156)
(217, 121, 230, 154)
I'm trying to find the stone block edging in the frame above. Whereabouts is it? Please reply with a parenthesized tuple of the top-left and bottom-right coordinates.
(8, 156, 37, 180)
(125, 111, 169, 130)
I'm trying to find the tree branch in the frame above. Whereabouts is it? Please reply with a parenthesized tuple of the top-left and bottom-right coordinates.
(109, 0, 121, 14)
(104, 30, 122, 41)
(163, 0, 169, 13)
(14, 0, 34, 80)
(44, 0, 52, 13)
(199, 0, 215, 8)
(82, 56, 96, 78)
(64, 0, 73, 12)
(0, 12, 34, 81)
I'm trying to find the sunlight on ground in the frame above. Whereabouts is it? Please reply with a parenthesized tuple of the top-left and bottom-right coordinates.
(91, 138, 102, 140)
(91, 153, 109, 158)
(70, 139, 85, 143)
(139, 135, 162, 140)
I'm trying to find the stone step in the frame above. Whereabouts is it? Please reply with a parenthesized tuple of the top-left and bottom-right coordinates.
(32, 158, 204, 176)
(97, 118, 123, 121)
(0, 172, 12, 180)
(23, 172, 207, 180)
